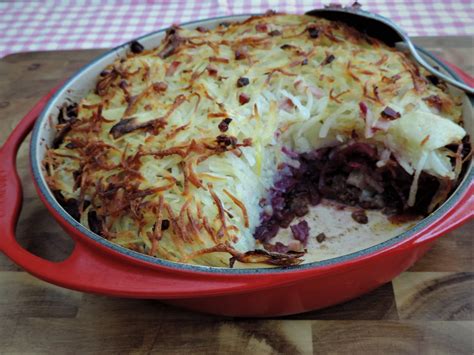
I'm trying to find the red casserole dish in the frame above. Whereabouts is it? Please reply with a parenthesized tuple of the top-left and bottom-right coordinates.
(0, 14, 473, 317)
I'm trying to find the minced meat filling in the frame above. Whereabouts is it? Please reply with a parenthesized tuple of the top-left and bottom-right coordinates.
(254, 141, 447, 246)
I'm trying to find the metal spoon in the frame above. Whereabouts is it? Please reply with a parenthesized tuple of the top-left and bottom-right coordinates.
(306, 6, 474, 95)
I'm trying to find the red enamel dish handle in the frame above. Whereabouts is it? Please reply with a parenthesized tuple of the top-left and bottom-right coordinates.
(0, 89, 291, 299)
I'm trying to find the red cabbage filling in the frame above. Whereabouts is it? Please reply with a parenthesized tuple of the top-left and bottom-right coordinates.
(254, 141, 443, 247)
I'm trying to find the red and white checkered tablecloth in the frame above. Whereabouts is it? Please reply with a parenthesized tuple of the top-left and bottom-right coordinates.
(0, 0, 473, 59)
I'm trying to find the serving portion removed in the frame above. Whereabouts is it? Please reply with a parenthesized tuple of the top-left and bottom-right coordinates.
(43, 12, 470, 267)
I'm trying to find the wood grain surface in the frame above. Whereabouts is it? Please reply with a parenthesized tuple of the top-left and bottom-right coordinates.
(0, 36, 473, 354)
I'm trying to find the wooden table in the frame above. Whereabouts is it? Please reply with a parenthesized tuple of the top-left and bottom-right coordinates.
(0, 37, 473, 354)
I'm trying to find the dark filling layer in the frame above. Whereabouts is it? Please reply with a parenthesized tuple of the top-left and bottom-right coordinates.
(254, 141, 448, 246)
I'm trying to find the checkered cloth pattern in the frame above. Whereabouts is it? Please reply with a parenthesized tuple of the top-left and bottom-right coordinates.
(0, 0, 473, 58)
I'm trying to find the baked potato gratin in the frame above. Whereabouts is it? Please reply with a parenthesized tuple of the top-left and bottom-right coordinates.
(44, 12, 470, 267)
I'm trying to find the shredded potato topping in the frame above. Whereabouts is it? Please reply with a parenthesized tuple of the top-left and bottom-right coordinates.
(44, 13, 466, 267)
